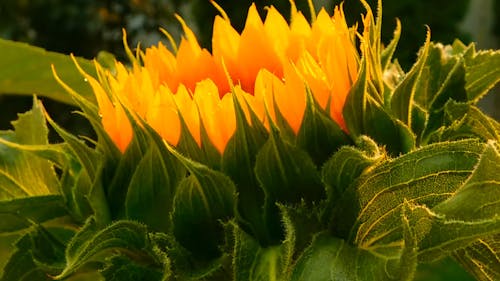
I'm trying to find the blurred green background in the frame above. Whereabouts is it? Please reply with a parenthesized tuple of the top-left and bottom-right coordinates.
(0, 1, 498, 279)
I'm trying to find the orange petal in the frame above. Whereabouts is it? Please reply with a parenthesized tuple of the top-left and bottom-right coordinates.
(237, 4, 283, 93)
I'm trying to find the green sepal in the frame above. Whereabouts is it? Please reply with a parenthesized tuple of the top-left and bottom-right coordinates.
(122, 114, 185, 233)
(170, 148, 236, 260)
(175, 109, 221, 170)
(296, 88, 351, 166)
(254, 127, 324, 244)
(106, 106, 185, 226)
(381, 19, 402, 71)
(390, 30, 430, 126)
(232, 220, 294, 281)
(0, 195, 67, 233)
(256, 127, 324, 206)
(411, 103, 428, 143)
(331, 139, 484, 246)
(0, 38, 96, 105)
(344, 57, 415, 155)
(222, 93, 269, 245)
(44, 109, 106, 224)
(125, 143, 180, 233)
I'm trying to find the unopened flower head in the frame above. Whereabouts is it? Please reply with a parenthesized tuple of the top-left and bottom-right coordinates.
(85, 2, 359, 154)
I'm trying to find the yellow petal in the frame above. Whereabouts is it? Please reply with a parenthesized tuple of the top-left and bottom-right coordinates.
(146, 86, 181, 146)
(194, 79, 235, 154)
(174, 85, 201, 146)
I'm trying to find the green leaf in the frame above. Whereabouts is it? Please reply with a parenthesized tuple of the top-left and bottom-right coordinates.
(44, 110, 105, 224)
(0, 97, 59, 199)
(432, 141, 500, 220)
(343, 58, 370, 138)
(413, 42, 469, 112)
(454, 234, 500, 281)
(364, 95, 416, 155)
(403, 202, 500, 263)
(415, 256, 475, 281)
(125, 142, 182, 233)
(1, 226, 75, 281)
(399, 143, 500, 266)
(0, 195, 67, 233)
(344, 58, 415, 155)
(390, 30, 430, 126)
(255, 128, 324, 207)
(171, 151, 236, 259)
(296, 89, 351, 166)
(331, 139, 485, 247)
(222, 94, 269, 245)
(430, 101, 500, 142)
(56, 219, 154, 280)
(464, 48, 500, 102)
(0, 38, 96, 105)
(290, 232, 416, 281)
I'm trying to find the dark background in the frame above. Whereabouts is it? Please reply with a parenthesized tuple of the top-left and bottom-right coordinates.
(0, 0, 498, 139)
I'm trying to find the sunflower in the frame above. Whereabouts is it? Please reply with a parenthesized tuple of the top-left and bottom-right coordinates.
(84, 2, 359, 154)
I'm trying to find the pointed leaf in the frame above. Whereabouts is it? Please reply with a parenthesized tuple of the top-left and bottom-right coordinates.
(464, 48, 500, 102)
(1, 226, 75, 281)
(0, 195, 67, 233)
(381, 19, 402, 70)
(222, 94, 269, 244)
(0, 97, 59, 199)
(296, 89, 351, 166)
(391, 30, 430, 125)
(0, 38, 96, 105)
(56, 219, 154, 280)
(364, 94, 416, 155)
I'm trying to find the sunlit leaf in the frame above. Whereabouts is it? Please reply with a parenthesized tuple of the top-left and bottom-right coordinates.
(0, 38, 96, 105)
(0, 97, 59, 199)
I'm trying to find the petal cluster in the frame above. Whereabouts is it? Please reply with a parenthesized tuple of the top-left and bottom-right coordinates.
(88, 3, 359, 154)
